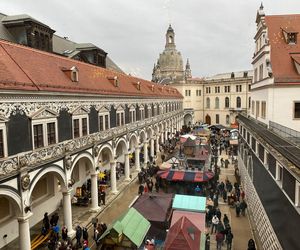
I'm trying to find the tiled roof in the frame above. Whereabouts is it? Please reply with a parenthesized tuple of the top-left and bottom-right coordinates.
(0, 39, 182, 98)
(265, 15, 300, 84)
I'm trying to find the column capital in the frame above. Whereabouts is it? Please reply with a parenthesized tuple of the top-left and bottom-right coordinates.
(18, 212, 33, 222)
(110, 159, 117, 165)
(62, 188, 73, 195)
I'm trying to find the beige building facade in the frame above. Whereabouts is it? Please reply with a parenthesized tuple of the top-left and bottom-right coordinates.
(152, 26, 253, 127)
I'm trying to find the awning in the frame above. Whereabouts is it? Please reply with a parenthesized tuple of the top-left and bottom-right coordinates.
(172, 171, 185, 181)
(157, 170, 214, 183)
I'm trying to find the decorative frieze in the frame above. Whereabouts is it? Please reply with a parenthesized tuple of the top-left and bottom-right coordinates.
(0, 110, 182, 179)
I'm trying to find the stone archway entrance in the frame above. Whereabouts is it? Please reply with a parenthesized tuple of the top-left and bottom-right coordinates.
(184, 113, 193, 126)
(205, 114, 211, 125)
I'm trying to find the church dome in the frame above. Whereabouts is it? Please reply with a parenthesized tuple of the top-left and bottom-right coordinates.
(152, 25, 185, 84)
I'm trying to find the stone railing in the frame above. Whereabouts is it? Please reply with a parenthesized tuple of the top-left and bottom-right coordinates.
(0, 110, 183, 180)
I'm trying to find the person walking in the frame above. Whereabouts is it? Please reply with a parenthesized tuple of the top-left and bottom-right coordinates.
(216, 232, 224, 250)
(75, 225, 82, 248)
(61, 226, 68, 241)
(82, 227, 89, 244)
(240, 199, 248, 216)
(235, 201, 241, 217)
(226, 230, 233, 250)
(43, 212, 50, 232)
(223, 214, 229, 227)
(211, 215, 219, 234)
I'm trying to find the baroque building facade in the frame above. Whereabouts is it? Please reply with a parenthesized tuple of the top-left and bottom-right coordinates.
(0, 38, 184, 249)
(152, 26, 253, 127)
(238, 5, 300, 250)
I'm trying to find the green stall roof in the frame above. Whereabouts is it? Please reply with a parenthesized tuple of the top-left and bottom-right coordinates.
(100, 207, 150, 247)
(172, 194, 206, 213)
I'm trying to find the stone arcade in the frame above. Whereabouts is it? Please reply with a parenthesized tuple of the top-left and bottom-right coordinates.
(0, 39, 184, 249)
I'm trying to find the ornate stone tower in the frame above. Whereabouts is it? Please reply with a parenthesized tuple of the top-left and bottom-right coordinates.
(152, 25, 186, 84)
(185, 58, 192, 79)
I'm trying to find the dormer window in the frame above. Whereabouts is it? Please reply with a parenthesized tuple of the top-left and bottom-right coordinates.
(107, 76, 119, 87)
(281, 27, 298, 45)
(137, 81, 141, 90)
(71, 66, 79, 82)
(151, 84, 154, 92)
(288, 33, 297, 44)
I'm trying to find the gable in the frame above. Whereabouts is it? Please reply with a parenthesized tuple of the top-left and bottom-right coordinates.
(71, 106, 89, 115)
(30, 108, 58, 119)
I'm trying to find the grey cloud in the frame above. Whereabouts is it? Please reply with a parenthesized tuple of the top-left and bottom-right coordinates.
(1, 0, 300, 79)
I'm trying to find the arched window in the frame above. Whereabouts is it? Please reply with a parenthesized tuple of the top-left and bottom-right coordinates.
(206, 97, 210, 109)
(225, 97, 230, 108)
(215, 97, 219, 109)
(226, 115, 230, 125)
(237, 96, 241, 108)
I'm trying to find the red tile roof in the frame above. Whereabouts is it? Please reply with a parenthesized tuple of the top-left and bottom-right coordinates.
(164, 216, 202, 250)
(265, 15, 300, 84)
(0, 39, 183, 98)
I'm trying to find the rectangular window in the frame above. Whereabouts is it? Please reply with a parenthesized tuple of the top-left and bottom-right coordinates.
(276, 163, 283, 182)
(236, 85, 242, 92)
(216, 114, 220, 124)
(82, 118, 88, 136)
(254, 68, 258, 82)
(251, 101, 255, 115)
(215, 86, 220, 93)
(224, 86, 231, 93)
(185, 90, 191, 96)
(0, 130, 4, 158)
(255, 101, 260, 118)
(116, 113, 120, 126)
(33, 124, 44, 148)
(73, 119, 80, 138)
(47, 122, 56, 145)
(261, 101, 266, 119)
(121, 113, 125, 125)
(259, 64, 263, 81)
(296, 181, 300, 207)
(99, 116, 104, 131)
(294, 102, 300, 118)
(105, 115, 109, 129)
(206, 87, 211, 94)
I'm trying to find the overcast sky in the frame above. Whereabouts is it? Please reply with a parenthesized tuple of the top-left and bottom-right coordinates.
(1, 0, 300, 80)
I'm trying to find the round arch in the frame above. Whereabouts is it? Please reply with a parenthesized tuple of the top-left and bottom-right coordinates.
(97, 143, 114, 162)
(139, 130, 147, 142)
(146, 127, 153, 139)
(115, 137, 128, 156)
(184, 113, 193, 126)
(70, 151, 95, 175)
(0, 187, 22, 214)
(28, 165, 67, 200)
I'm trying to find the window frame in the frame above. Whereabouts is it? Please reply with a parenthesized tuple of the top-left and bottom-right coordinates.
(116, 106, 125, 127)
(99, 108, 110, 131)
(129, 106, 136, 123)
(225, 97, 230, 108)
(32, 117, 58, 149)
(72, 114, 89, 138)
(0, 122, 8, 158)
(294, 101, 300, 119)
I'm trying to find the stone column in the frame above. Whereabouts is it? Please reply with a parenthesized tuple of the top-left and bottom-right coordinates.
(110, 160, 118, 194)
(135, 146, 141, 171)
(90, 173, 100, 212)
(161, 132, 164, 144)
(150, 138, 155, 158)
(124, 153, 131, 181)
(156, 135, 160, 153)
(144, 142, 148, 166)
(165, 130, 168, 142)
(18, 213, 32, 250)
(63, 189, 75, 236)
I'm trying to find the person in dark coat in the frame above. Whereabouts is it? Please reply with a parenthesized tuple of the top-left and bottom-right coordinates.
(235, 201, 241, 217)
(100, 190, 106, 205)
(43, 212, 50, 232)
(82, 227, 89, 244)
(248, 239, 256, 250)
(226, 230, 234, 250)
(223, 214, 229, 227)
(138, 184, 144, 195)
(61, 226, 68, 241)
(75, 225, 82, 248)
